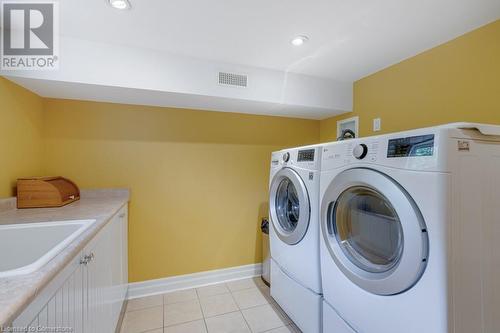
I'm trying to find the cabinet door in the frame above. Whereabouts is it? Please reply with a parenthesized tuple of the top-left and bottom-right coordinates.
(109, 206, 129, 326)
(83, 223, 113, 333)
(120, 206, 128, 294)
(12, 254, 85, 333)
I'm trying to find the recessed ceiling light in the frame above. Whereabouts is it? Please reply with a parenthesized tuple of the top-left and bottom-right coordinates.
(291, 35, 309, 46)
(109, 0, 131, 10)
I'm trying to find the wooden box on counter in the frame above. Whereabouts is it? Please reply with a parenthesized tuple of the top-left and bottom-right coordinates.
(17, 177, 80, 208)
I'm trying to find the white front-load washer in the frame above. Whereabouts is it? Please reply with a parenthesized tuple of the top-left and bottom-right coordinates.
(319, 123, 500, 333)
(269, 145, 322, 333)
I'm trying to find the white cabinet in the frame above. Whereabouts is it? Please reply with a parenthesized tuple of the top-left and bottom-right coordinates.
(84, 205, 128, 332)
(110, 208, 128, 327)
(12, 206, 128, 333)
(83, 219, 113, 333)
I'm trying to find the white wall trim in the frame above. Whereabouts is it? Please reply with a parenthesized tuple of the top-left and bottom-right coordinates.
(127, 263, 263, 299)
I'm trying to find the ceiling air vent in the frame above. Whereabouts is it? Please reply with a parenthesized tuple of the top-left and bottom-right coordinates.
(218, 72, 248, 88)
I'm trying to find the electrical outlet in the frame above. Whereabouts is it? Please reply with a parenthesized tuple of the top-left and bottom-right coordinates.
(373, 118, 381, 132)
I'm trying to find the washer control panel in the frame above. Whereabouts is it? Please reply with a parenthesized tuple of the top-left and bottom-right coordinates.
(271, 146, 321, 171)
(297, 149, 315, 162)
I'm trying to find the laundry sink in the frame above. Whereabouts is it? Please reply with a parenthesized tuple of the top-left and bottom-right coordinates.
(0, 219, 96, 278)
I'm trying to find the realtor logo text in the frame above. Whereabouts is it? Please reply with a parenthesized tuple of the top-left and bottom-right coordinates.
(1, 1, 59, 70)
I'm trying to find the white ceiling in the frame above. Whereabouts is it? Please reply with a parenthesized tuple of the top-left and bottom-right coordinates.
(60, 0, 500, 81)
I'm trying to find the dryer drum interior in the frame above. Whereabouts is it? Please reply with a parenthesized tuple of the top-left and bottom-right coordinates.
(321, 168, 429, 295)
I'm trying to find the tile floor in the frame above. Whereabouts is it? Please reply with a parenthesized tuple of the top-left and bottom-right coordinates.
(120, 277, 301, 333)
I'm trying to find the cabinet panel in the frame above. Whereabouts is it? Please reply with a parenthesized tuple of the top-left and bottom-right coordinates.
(110, 206, 129, 326)
(12, 205, 128, 333)
(121, 207, 128, 287)
(83, 220, 113, 333)
(12, 255, 84, 333)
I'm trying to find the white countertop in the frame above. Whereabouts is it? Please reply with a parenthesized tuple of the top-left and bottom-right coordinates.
(0, 189, 129, 328)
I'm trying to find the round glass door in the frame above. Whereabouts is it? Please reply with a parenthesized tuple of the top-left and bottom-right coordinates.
(275, 178, 300, 232)
(270, 168, 310, 245)
(330, 187, 404, 274)
(321, 168, 428, 295)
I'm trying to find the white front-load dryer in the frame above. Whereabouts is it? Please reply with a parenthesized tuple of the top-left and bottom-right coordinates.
(269, 145, 322, 333)
(319, 123, 500, 333)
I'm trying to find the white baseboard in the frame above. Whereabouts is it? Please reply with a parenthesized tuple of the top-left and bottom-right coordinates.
(128, 263, 263, 299)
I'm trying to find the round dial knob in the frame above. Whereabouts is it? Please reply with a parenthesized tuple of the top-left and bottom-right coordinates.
(353, 144, 368, 160)
(282, 152, 290, 162)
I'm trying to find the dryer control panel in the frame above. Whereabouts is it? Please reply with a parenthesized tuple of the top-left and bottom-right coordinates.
(321, 128, 445, 172)
(387, 134, 435, 158)
(322, 140, 381, 170)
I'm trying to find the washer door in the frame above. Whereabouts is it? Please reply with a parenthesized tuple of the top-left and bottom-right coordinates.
(270, 168, 310, 245)
(321, 168, 428, 295)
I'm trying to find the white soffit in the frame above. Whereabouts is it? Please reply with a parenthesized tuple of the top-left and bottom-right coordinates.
(4, 37, 352, 119)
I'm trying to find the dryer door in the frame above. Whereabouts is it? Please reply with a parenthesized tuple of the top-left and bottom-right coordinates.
(321, 168, 428, 295)
(270, 168, 310, 245)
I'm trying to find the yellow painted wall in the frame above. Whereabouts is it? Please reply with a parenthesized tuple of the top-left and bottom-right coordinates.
(41, 99, 319, 282)
(0, 77, 44, 197)
(320, 19, 500, 141)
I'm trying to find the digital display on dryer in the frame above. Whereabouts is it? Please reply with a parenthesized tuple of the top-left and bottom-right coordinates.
(387, 134, 435, 158)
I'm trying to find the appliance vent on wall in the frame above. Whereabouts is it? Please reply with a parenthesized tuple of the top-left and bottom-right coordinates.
(218, 72, 248, 88)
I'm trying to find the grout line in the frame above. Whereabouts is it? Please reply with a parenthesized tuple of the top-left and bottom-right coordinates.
(229, 285, 259, 294)
(193, 287, 209, 332)
(202, 317, 209, 333)
(163, 301, 205, 328)
(235, 300, 273, 313)
(202, 310, 251, 333)
(162, 291, 165, 333)
(199, 297, 207, 318)
(163, 318, 206, 328)
(138, 328, 165, 333)
(203, 311, 244, 320)
(203, 309, 241, 320)
(229, 290, 256, 333)
(228, 290, 242, 311)
(239, 309, 254, 333)
(164, 297, 200, 306)
(126, 304, 164, 313)
(260, 325, 291, 333)
(196, 290, 231, 299)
